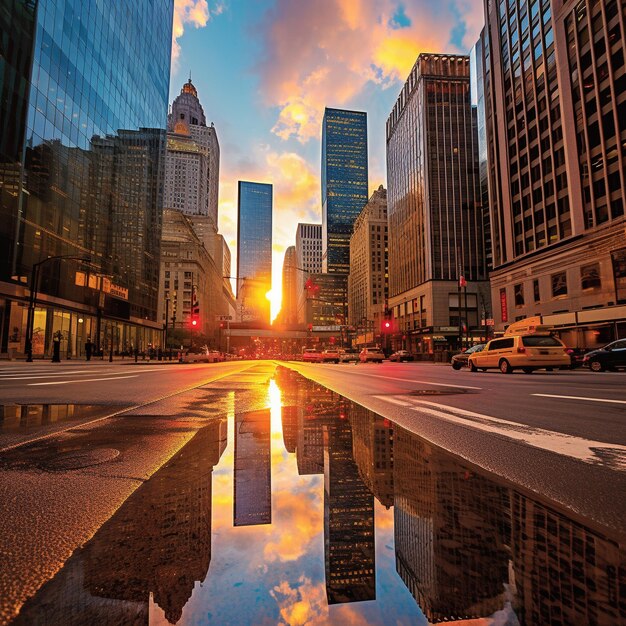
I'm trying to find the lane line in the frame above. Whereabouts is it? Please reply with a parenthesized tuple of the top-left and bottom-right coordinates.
(28, 375, 139, 386)
(532, 393, 626, 405)
(373, 395, 412, 407)
(0, 367, 184, 381)
(374, 394, 626, 469)
(352, 371, 482, 390)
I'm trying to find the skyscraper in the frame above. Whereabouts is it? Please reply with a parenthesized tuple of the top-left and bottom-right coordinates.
(321, 108, 368, 276)
(279, 246, 297, 326)
(295, 223, 322, 323)
(386, 54, 490, 354)
(165, 78, 220, 226)
(0, 0, 174, 358)
(481, 0, 626, 346)
(236, 181, 273, 324)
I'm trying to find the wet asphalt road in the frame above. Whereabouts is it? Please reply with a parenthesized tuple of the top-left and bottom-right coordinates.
(0, 359, 624, 623)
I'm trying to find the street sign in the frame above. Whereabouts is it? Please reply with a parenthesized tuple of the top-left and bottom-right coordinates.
(217, 315, 233, 321)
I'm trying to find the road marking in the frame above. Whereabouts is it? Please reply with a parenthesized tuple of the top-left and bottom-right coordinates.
(374, 395, 413, 406)
(532, 393, 626, 405)
(374, 395, 626, 470)
(355, 372, 482, 390)
(0, 367, 176, 381)
(28, 375, 139, 386)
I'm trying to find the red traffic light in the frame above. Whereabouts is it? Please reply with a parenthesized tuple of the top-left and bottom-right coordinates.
(191, 319, 198, 326)
(384, 321, 391, 328)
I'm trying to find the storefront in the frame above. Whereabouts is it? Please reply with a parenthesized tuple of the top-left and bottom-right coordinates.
(0, 296, 162, 360)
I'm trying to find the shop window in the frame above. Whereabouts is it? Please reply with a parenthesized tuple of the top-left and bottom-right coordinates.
(581, 264, 601, 290)
(551, 271, 568, 297)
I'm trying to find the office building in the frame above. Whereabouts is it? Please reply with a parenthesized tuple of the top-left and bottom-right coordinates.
(348, 185, 388, 339)
(386, 54, 491, 354)
(295, 223, 322, 323)
(278, 246, 298, 326)
(236, 181, 272, 324)
(0, 0, 174, 358)
(165, 78, 220, 227)
(321, 108, 368, 276)
(481, 0, 626, 345)
(158, 209, 229, 346)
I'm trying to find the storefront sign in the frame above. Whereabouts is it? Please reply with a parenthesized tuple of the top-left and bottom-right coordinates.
(500, 289, 508, 323)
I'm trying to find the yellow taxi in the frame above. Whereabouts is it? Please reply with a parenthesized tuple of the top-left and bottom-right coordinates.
(467, 318, 570, 374)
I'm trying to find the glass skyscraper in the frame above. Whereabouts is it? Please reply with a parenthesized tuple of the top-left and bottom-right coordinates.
(321, 108, 368, 275)
(236, 181, 272, 324)
(0, 0, 174, 358)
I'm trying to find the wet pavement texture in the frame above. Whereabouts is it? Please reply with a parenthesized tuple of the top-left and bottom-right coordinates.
(6, 367, 626, 625)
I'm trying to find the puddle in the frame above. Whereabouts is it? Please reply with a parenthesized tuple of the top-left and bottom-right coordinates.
(10, 368, 625, 625)
(0, 404, 111, 432)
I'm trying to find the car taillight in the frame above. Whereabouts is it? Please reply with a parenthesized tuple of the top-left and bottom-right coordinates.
(517, 346, 526, 353)
(565, 348, 573, 354)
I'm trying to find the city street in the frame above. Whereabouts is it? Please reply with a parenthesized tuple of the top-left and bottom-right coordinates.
(0, 359, 624, 624)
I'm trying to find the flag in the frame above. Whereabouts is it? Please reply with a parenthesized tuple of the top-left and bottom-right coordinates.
(459, 275, 467, 288)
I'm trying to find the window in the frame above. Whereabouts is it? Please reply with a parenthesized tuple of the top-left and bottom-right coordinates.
(488, 338, 515, 350)
(581, 264, 601, 290)
(522, 335, 562, 347)
(533, 279, 540, 302)
(551, 271, 568, 297)
(514, 283, 525, 307)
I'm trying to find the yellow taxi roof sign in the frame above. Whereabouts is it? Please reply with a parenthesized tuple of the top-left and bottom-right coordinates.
(504, 316, 552, 336)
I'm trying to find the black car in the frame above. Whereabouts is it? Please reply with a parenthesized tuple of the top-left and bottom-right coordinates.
(583, 339, 626, 372)
(451, 344, 486, 370)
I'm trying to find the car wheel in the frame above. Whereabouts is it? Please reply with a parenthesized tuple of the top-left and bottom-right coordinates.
(522, 367, 533, 374)
(469, 361, 478, 372)
(452, 362, 462, 370)
(499, 359, 512, 374)
(589, 360, 605, 372)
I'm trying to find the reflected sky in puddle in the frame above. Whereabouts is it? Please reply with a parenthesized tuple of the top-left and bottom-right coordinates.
(13, 368, 625, 625)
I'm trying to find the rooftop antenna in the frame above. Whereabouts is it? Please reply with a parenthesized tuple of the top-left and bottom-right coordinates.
(189, 70, 192, 82)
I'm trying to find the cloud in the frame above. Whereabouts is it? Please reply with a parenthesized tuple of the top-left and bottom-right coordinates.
(257, 0, 473, 143)
(172, 0, 224, 68)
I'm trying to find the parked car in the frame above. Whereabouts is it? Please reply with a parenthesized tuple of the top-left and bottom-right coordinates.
(451, 344, 486, 370)
(389, 350, 413, 362)
(565, 347, 586, 369)
(359, 347, 385, 363)
(302, 348, 323, 363)
(181, 348, 211, 363)
(338, 349, 360, 363)
(583, 339, 626, 372)
(468, 324, 569, 374)
(321, 348, 341, 363)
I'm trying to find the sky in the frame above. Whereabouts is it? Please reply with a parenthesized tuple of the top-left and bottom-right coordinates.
(170, 0, 485, 320)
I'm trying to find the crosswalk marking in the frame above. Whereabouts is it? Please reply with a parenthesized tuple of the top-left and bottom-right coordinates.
(373, 395, 626, 470)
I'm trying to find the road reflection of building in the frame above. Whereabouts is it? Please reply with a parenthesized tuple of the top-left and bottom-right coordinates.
(13, 419, 227, 626)
(324, 408, 376, 605)
(233, 408, 272, 526)
(392, 423, 626, 625)
(393, 425, 510, 623)
(349, 404, 394, 509)
(281, 405, 297, 453)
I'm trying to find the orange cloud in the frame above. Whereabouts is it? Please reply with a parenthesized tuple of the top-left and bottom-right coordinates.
(172, 0, 222, 68)
(258, 0, 481, 143)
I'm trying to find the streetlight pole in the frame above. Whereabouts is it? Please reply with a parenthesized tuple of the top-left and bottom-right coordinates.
(25, 255, 91, 362)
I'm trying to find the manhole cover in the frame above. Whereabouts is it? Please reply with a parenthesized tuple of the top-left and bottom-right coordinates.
(407, 388, 473, 396)
(43, 448, 120, 471)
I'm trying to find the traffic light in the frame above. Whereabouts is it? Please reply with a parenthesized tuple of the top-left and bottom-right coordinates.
(304, 277, 320, 298)
(382, 310, 393, 333)
(191, 299, 200, 328)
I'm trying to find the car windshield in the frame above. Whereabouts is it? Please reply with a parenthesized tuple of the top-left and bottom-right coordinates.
(522, 336, 562, 347)
(466, 344, 485, 354)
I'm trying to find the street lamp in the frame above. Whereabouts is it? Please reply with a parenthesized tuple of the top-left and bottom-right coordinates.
(25, 255, 92, 362)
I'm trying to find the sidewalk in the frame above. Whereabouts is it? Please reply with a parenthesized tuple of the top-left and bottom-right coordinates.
(0, 356, 183, 366)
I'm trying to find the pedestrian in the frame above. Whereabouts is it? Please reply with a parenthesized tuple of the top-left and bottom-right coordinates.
(52, 330, 62, 363)
(85, 337, 92, 361)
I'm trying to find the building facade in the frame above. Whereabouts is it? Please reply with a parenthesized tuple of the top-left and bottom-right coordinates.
(480, 0, 626, 346)
(158, 209, 228, 348)
(321, 108, 368, 276)
(279, 246, 298, 326)
(386, 54, 490, 354)
(236, 181, 272, 324)
(348, 185, 388, 338)
(165, 79, 220, 227)
(0, 0, 174, 358)
(295, 223, 322, 323)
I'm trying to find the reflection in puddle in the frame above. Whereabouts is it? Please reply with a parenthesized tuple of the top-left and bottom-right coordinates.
(13, 368, 625, 625)
(0, 404, 108, 432)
